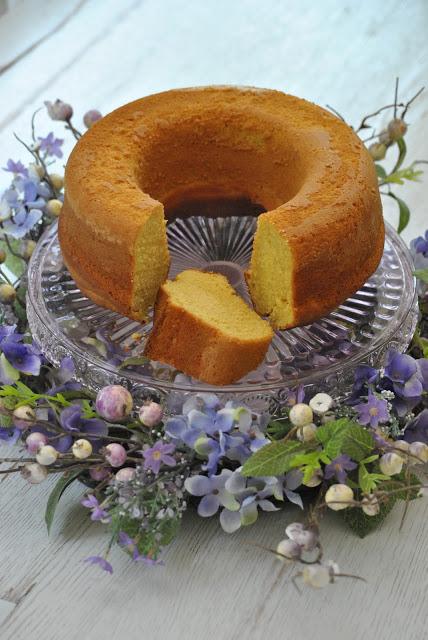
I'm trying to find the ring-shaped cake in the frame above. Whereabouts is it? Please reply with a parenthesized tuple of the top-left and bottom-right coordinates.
(59, 86, 384, 329)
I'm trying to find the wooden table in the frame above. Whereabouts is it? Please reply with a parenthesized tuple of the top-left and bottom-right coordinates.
(0, 2, 427, 638)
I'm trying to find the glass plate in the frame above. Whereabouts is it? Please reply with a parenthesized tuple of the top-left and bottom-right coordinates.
(27, 218, 418, 409)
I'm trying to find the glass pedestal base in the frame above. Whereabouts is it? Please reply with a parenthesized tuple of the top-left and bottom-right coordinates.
(27, 218, 418, 412)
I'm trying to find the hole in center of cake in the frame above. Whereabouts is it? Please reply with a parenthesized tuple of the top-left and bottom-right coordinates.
(164, 191, 266, 220)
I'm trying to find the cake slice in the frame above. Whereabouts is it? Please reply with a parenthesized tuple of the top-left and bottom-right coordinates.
(144, 270, 274, 385)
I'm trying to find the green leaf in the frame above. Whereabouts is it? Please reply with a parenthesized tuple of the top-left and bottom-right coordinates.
(395, 137, 407, 171)
(387, 192, 410, 234)
(118, 355, 150, 370)
(358, 463, 389, 493)
(414, 268, 428, 284)
(375, 164, 387, 179)
(340, 425, 375, 462)
(315, 418, 352, 446)
(45, 468, 83, 534)
(241, 440, 303, 477)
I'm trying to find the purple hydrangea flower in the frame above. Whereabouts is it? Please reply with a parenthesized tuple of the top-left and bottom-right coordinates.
(142, 441, 176, 475)
(383, 350, 423, 416)
(2, 159, 28, 176)
(184, 469, 240, 517)
(352, 364, 379, 398)
(355, 393, 390, 427)
(81, 494, 110, 522)
(412, 230, 428, 256)
(0, 327, 41, 382)
(0, 426, 20, 445)
(38, 132, 64, 158)
(56, 404, 108, 453)
(324, 455, 358, 483)
(84, 556, 113, 574)
(48, 356, 80, 394)
(2, 207, 42, 238)
(417, 358, 428, 392)
(402, 409, 428, 444)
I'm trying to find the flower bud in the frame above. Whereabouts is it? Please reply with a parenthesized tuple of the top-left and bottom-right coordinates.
(83, 109, 102, 128)
(409, 441, 428, 465)
(276, 539, 302, 559)
(104, 443, 127, 467)
(325, 484, 354, 510)
(289, 403, 313, 427)
(46, 199, 63, 217)
(29, 163, 44, 179)
(45, 99, 73, 121)
(303, 469, 323, 488)
(297, 423, 317, 442)
(393, 440, 410, 457)
(26, 431, 48, 454)
(309, 392, 334, 415)
(72, 438, 93, 459)
(378, 129, 391, 145)
(368, 142, 387, 161)
(0, 283, 16, 304)
(36, 445, 59, 466)
(21, 462, 48, 484)
(302, 565, 331, 589)
(387, 118, 407, 141)
(50, 173, 64, 190)
(285, 523, 318, 551)
(379, 452, 403, 476)
(139, 401, 163, 428)
(0, 248, 6, 264)
(13, 405, 36, 429)
(20, 239, 36, 260)
(193, 436, 212, 456)
(115, 467, 136, 482)
(361, 494, 380, 516)
(89, 465, 110, 481)
(96, 385, 133, 421)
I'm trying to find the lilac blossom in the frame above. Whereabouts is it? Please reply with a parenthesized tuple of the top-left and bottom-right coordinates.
(355, 393, 390, 428)
(2, 159, 28, 176)
(324, 455, 358, 483)
(84, 556, 113, 574)
(38, 132, 64, 158)
(142, 441, 176, 475)
(81, 495, 110, 522)
(118, 532, 164, 565)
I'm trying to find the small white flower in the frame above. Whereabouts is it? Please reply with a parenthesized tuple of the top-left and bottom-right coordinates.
(289, 403, 313, 427)
(409, 442, 428, 465)
(36, 445, 59, 466)
(361, 494, 380, 516)
(72, 439, 93, 459)
(302, 565, 331, 588)
(309, 393, 334, 416)
(297, 423, 317, 442)
(325, 484, 354, 510)
(379, 452, 403, 476)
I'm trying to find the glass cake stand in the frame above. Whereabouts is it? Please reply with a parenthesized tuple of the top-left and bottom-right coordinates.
(27, 218, 418, 411)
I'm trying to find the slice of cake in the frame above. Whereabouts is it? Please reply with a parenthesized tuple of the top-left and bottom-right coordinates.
(144, 270, 274, 385)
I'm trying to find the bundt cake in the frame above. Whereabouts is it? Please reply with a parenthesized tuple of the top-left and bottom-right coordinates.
(144, 270, 274, 385)
(59, 85, 384, 328)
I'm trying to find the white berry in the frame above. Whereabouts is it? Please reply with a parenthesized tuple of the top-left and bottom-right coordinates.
(409, 442, 428, 465)
(276, 539, 301, 559)
(21, 462, 48, 484)
(361, 494, 380, 517)
(36, 445, 59, 466)
(303, 469, 323, 487)
(379, 452, 403, 476)
(297, 423, 317, 442)
(309, 393, 334, 416)
(302, 565, 331, 589)
(325, 484, 354, 510)
(72, 439, 93, 459)
(289, 403, 313, 427)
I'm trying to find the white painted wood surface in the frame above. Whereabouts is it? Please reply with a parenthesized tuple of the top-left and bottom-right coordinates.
(0, 1, 427, 638)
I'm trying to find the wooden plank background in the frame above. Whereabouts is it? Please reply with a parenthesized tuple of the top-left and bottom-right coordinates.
(0, 1, 427, 638)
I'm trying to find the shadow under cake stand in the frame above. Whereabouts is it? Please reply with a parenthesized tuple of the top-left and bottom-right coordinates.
(27, 218, 418, 412)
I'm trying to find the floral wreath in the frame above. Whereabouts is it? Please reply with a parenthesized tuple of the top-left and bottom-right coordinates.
(0, 84, 427, 589)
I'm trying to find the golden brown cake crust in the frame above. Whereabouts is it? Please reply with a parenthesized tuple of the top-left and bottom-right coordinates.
(60, 85, 384, 329)
(144, 272, 273, 386)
